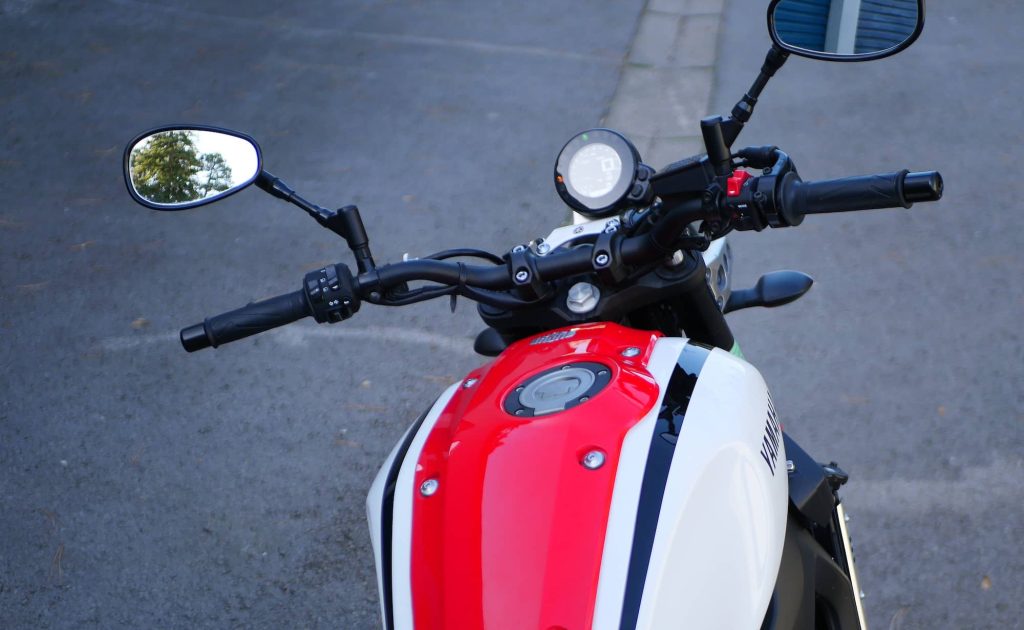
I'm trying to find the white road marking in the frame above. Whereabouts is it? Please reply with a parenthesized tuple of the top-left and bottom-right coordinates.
(98, 325, 477, 356)
(106, 0, 616, 63)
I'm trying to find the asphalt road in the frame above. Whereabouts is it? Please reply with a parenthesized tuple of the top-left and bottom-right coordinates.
(1, 0, 1021, 628)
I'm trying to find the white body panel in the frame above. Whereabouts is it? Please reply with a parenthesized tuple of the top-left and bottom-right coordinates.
(634, 346, 787, 629)
(592, 338, 689, 628)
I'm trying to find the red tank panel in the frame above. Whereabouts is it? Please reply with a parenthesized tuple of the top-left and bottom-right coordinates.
(410, 323, 662, 629)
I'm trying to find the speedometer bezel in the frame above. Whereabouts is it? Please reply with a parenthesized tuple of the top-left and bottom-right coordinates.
(555, 128, 639, 218)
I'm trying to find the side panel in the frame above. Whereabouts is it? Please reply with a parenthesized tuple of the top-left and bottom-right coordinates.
(590, 338, 688, 628)
(366, 383, 459, 630)
(635, 348, 789, 629)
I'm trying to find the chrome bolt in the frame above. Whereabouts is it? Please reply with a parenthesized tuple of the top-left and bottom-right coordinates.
(785, 460, 796, 474)
(420, 478, 439, 497)
(621, 346, 641, 358)
(566, 282, 600, 314)
(581, 450, 606, 470)
(603, 218, 620, 233)
(463, 378, 478, 388)
(594, 253, 610, 267)
(512, 244, 527, 253)
(514, 269, 530, 283)
(668, 250, 685, 267)
(537, 242, 551, 255)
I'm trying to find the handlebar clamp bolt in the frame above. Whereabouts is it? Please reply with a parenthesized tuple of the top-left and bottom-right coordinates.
(514, 270, 530, 283)
(536, 242, 551, 255)
(594, 253, 610, 267)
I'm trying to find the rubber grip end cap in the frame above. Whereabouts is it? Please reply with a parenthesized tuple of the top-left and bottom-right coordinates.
(904, 171, 943, 202)
(181, 323, 211, 352)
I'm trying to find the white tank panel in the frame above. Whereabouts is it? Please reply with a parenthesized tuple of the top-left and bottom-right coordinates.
(636, 347, 788, 629)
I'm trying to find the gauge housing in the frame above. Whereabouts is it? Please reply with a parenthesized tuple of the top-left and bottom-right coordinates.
(555, 129, 642, 218)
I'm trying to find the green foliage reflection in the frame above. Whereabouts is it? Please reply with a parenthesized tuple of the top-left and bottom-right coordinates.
(130, 131, 233, 204)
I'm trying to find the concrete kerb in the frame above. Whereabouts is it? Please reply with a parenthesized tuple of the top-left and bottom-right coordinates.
(601, 0, 725, 169)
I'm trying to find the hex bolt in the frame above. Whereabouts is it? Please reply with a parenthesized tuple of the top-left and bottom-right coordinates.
(566, 282, 600, 314)
(581, 450, 606, 470)
(514, 269, 530, 283)
(594, 253, 610, 267)
(420, 478, 439, 497)
(537, 242, 551, 255)
(621, 346, 641, 358)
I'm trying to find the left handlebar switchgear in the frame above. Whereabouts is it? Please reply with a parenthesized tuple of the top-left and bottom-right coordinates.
(303, 263, 360, 324)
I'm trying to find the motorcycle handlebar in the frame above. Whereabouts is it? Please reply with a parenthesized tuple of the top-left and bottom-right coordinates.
(782, 170, 943, 217)
(180, 290, 311, 352)
(179, 164, 944, 351)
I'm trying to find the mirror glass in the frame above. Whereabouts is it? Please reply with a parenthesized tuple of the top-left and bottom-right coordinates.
(126, 129, 260, 208)
(771, 0, 920, 58)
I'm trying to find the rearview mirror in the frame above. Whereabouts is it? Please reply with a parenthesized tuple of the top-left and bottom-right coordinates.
(124, 126, 262, 210)
(768, 0, 924, 61)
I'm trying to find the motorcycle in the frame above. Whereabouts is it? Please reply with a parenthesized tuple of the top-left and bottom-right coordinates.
(122, 0, 942, 628)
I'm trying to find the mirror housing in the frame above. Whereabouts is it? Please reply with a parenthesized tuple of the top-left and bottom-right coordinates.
(767, 0, 925, 62)
(124, 125, 262, 210)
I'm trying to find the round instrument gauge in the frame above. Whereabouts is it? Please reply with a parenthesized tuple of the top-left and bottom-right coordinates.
(555, 129, 639, 217)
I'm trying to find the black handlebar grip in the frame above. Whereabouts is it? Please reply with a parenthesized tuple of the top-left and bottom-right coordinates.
(180, 290, 311, 352)
(785, 170, 912, 216)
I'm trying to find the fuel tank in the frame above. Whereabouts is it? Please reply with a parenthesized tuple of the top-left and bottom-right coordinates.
(366, 323, 787, 629)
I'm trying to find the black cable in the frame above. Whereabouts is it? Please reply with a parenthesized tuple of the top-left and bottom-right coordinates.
(423, 248, 504, 265)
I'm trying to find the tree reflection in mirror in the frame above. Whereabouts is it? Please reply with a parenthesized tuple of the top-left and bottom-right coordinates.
(772, 0, 919, 56)
(127, 129, 259, 207)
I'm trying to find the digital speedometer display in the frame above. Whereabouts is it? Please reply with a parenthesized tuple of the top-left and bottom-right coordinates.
(567, 143, 622, 198)
(554, 128, 641, 218)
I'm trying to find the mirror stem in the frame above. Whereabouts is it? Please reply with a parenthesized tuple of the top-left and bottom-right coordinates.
(721, 45, 789, 147)
(701, 117, 732, 177)
(256, 171, 377, 272)
(257, 170, 333, 221)
(335, 205, 376, 273)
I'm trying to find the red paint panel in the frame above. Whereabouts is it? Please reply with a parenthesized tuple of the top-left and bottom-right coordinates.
(410, 323, 662, 629)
